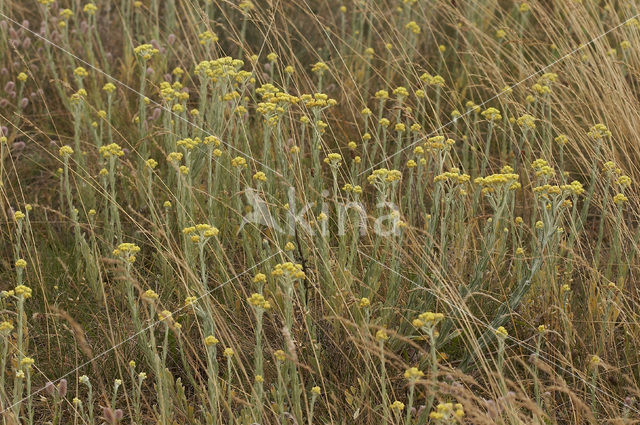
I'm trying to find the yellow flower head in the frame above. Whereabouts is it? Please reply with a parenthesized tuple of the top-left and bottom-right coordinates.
(390, 400, 405, 411)
(74, 67, 89, 78)
(59, 145, 74, 157)
(271, 262, 305, 280)
(83, 3, 98, 15)
(247, 293, 271, 309)
(311, 61, 329, 75)
(157, 310, 172, 321)
(133, 43, 159, 61)
(371, 326, 388, 342)
(141, 289, 159, 302)
(0, 321, 14, 334)
(205, 335, 219, 346)
(481, 107, 502, 122)
(587, 123, 611, 140)
(405, 21, 421, 34)
(99, 143, 124, 158)
(15, 285, 32, 298)
(495, 326, 508, 338)
(324, 153, 342, 167)
(20, 357, 35, 368)
(404, 367, 424, 381)
(253, 171, 267, 182)
(231, 156, 248, 168)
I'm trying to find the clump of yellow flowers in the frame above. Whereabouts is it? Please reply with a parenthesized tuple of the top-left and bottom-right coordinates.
(429, 402, 465, 422)
(271, 262, 306, 280)
(113, 242, 141, 263)
(183, 224, 219, 243)
(403, 366, 424, 381)
(99, 143, 124, 158)
(367, 168, 402, 185)
(412, 311, 445, 329)
(247, 293, 271, 310)
(474, 171, 520, 195)
(133, 43, 159, 61)
(587, 123, 611, 140)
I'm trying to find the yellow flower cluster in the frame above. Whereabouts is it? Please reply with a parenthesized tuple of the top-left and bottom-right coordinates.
(403, 366, 424, 381)
(367, 168, 402, 185)
(405, 21, 421, 34)
(74, 66, 89, 78)
(429, 75, 445, 87)
(412, 311, 445, 328)
(311, 61, 329, 74)
(0, 321, 14, 334)
(617, 175, 632, 188)
(495, 326, 508, 338)
(15, 285, 32, 298)
(324, 153, 342, 167)
(554, 134, 568, 145)
(205, 335, 219, 346)
(103, 82, 116, 93)
(433, 168, 470, 185)
(157, 310, 172, 321)
(99, 143, 124, 158)
(141, 289, 159, 302)
(587, 123, 611, 140)
(83, 3, 97, 15)
(176, 137, 201, 150)
(182, 224, 219, 243)
(271, 262, 306, 280)
(538, 72, 558, 85)
(195, 57, 248, 83)
(481, 107, 502, 122)
(167, 152, 183, 163)
(21, 357, 35, 369)
(390, 400, 405, 411)
(253, 171, 267, 182)
(376, 328, 389, 341)
(531, 159, 555, 178)
(613, 193, 628, 205)
(253, 273, 267, 284)
(393, 86, 409, 98)
(516, 114, 536, 129)
(429, 402, 465, 421)
(425, 136, 455, 152)
(133, 43, 159, 61)
(301, 92, 336, 109)
(342, 184, 363, 194)
(113, 243, 141, 263)
(69, 89, 87, 104)
(231, 156, 247, 168)
(533, 181, 584, 198)
(198, 30, 218, 45)
(247, 293, 271, 309)
(375, 89, 389, 100)
(58, 145, 73, 158)
(474, 172, 520, 194)
(531, 83, 550, 96)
